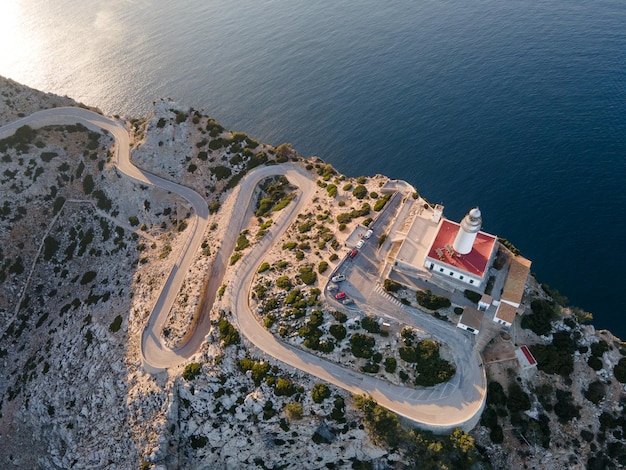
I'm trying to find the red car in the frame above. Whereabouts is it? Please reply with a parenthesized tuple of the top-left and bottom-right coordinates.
(349, 249, 359, 258)
(335, 292, 346, 300)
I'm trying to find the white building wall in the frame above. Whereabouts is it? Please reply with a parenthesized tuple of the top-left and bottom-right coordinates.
(457, 322, 479, 335)
(424, 257, 483, 287)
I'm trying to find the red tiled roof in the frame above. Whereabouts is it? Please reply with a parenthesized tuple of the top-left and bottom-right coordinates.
(426, 220, 497, 277)
(520, 345, 537, 365)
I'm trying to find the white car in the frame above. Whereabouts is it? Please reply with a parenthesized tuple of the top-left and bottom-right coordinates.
(356, 239, 365, 249)
(364, 229, 373, 239)
(331, 274, 345, 283)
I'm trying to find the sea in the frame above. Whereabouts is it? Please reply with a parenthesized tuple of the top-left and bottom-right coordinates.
(2, 0, 625, 338)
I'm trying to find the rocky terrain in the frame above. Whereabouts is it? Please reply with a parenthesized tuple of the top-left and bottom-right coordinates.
(1, 75, 626, 469)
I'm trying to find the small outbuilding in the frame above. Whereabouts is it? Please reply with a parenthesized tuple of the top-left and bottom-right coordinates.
(457, 307, 484, 335)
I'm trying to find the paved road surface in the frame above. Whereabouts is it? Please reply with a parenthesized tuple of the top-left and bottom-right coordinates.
(1, 108, 486, 432)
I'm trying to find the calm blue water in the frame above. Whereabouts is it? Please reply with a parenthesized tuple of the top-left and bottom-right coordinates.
(3, 0, 626, 338)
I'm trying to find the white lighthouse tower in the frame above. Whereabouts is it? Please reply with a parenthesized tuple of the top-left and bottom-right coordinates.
(453, 207, 482, 255)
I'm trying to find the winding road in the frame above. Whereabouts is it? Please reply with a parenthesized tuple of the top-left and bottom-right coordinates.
(0, 107, 486, 433)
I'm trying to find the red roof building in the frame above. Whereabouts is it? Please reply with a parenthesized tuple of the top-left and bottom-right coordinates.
(424, 219, 497, 289)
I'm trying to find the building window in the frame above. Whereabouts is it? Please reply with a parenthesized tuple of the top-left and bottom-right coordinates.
(469, 280, 474, 284)
(429, 263, 434, 270)
(439, 268, 444, 272)
(459, 275, 464, 280)
(449, 271, 454, 276)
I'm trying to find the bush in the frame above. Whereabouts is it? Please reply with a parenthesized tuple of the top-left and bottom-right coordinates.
(415, 290, 451, 310)
(208, 201, 221, 214)
(530, 343, 574, 376)
(190, 435, 208, 449)
(384, 357, 397, 373)
(361, 316, 381, 334)
(490, 425, 504, 444)
(521, 299, 558, 336)
(553, 389, 580, 423)
(183, 362, 202, 381)
(312, 383, 331, 403)
(318, 261, 328, 273)
(584, 380, 606, 405)
(587, 356, 603, 371)
(383, 278, 401, 293)
(109, 315, 123, 332)
(373, 193, 392, 211)
(258, 262, 270, 273)
(218, 318, 240, 346)
(352, 185, 368, 199)
(43, 236, 59, 261)
(614, 358, 626, 383)
(361, 362, 380, 374)
(299, 266, 317, 285)
(350, 334, 375, 358)
(211, 165, 232, 180)
(285, 402, 303, 420)
(506, 383, 531, 412)
(464, 289, 482, 303)
(83, 174, 94, 194)
(80, 271, 97, 285)
(274, 378, 296, 397)
(329, 324, 347, 341)
(276, 276, 292, 290)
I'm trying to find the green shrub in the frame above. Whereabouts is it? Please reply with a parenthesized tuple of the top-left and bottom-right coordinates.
(464, 290, 482, 303)
(274, 378, 296, 397)
(377, 233, 387, 248)
(329, 324, 347, 341)
(361, 362, 380, 374)
(190, 435, 208, 449)
(584, 380, 606, 404)
(211, 165, 232, 180)
(209, 201, 221, 214)
(282, 241, 297, 250)
(530, 342, 574, 376)
(183, 362, 202, 381)
(614, 358, 626, 383)
(258, 262, 270, 273)
(350, 334, 375, 358)
(299, 266, 317, 285)
(229, 252, 241, 265)
(373, 193, 392, 211)
(521, 299, 558, 336)
(312, 383, 331, 403)
(352, 185, 368, 199)
(361, 316, 381, 334)
(43, 236, 59, 261)
(285, 402, 303, 420)
(235, 232, 249, 251)
(507, 383, 531, 412)
(383, 278, 401, 293)
(109, 315, 123, 332)
(276, 276, 292, 290)
(218, 318, 240, 346)
(83, 174, 94, 194)
(415, 290, 451, 310)
(80, 271, 97, 285)
(318, 261, 329, 273)
(384, 357, 397, 373)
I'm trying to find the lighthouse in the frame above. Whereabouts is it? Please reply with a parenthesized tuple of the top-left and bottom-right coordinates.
(453, 207, 482, 255)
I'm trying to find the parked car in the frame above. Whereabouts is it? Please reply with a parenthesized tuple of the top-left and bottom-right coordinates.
(356, 239, 365, 249)
(364, 229, 373, 239)
(328, 284, 339, 292)
(349, 249, 359, 258)
(335, 291, 346, 300)
(331, 274, 346, 283)
(342, 298, 354, 305)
